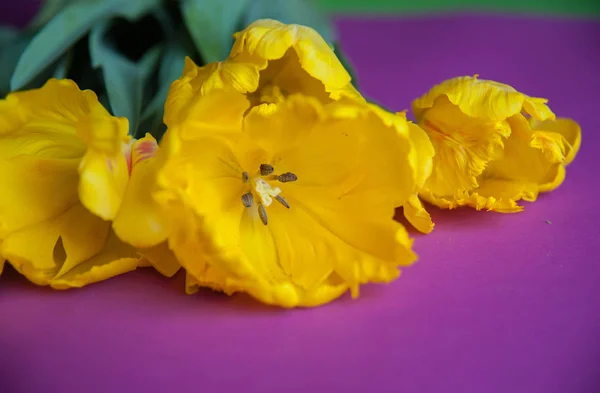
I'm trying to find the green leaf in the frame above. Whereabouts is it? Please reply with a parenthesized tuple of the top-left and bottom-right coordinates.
(0, 31, 33, 96)
(0, 28, 75, 97)
(333, 43, 359, 90)
(67, 38, 104, 93)
(139, 40, 188, 139)
(137, 7, 197, 140)
(27, 0, 81, 30)
(0, 26, 22, 95)
(89, 20, 162, 136)
(11, 0, 161, 91)
(243, 0, 335, 44)
(53, 51, 72, 79)
(181, 0, 250, 63)
(0, 26, 18, 45)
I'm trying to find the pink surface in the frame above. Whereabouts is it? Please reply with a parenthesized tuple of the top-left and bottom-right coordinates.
(1, 14, 599, 393)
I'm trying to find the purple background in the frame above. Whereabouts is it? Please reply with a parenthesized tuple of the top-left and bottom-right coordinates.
(1, 14, 600, 393)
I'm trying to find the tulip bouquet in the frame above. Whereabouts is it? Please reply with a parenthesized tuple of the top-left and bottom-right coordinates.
(0, 0, 581, 307)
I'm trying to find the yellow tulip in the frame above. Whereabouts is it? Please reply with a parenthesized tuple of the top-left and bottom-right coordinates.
(115, 88, 420, 308)
(411, 75, 581, 214)
(165, 19, 362, 127)
(0, 79, 151, 287)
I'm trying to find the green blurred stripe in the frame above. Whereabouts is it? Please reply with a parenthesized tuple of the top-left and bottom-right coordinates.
(317, 0, 600, 15)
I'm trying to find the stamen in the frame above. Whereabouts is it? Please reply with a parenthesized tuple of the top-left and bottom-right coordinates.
(277, 172, 297, 183)
(275, 195, 290, 209)
(242, 171, 249, 182)
(241, 192, 253, 207)
(260, 164, 274, 176)
(257, 202, 268, 225)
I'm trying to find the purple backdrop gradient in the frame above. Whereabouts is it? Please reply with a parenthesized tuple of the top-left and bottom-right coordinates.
(1, 14, 600, 393)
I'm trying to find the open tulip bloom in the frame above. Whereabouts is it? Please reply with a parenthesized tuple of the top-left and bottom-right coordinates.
(0, 20, 581, 308)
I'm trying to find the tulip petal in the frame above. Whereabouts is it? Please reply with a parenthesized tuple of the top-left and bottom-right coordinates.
(412, 76, 553, 122)
(113, 136, 171, 248)
(484, 115, 569, 195)
(403, 195, 434, 234)
(418, 95, 510, 196)
(139, 241, 181, 278)
(0, 156, 79, 236)
(530, 117, 581, 166)
(2, 202, 109, 278)
(49, 232, 139, 289)
(0, 95, 26, 132)
(407, 121, 435, 188)
(243, 94, 322, 154)
(11, 79, 111, 122)
(233, 20, 350, 91)
(76, 114, 130, 220)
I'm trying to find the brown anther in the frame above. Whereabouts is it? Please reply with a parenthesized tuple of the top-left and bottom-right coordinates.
(275, 195, 290, 209)
(277, 172, 297, 183)
(257, 202, 268, 225)
(241, 192, 253, 208)
(260, 164, 274, 176)
(242, 171, 249, 182)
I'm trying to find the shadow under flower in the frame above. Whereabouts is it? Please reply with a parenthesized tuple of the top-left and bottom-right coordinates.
(395, 201, 512, 237)
(1, 261, 397, 313)
(0, 264, 53, 293)
(187, 277, 392, 313)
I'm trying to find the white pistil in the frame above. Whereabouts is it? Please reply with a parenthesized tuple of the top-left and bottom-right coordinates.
(253, 178, 281, 207)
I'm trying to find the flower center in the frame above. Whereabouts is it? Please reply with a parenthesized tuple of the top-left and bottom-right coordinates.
(254, 178, 281, 207)
(240, 164, 297, 225)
